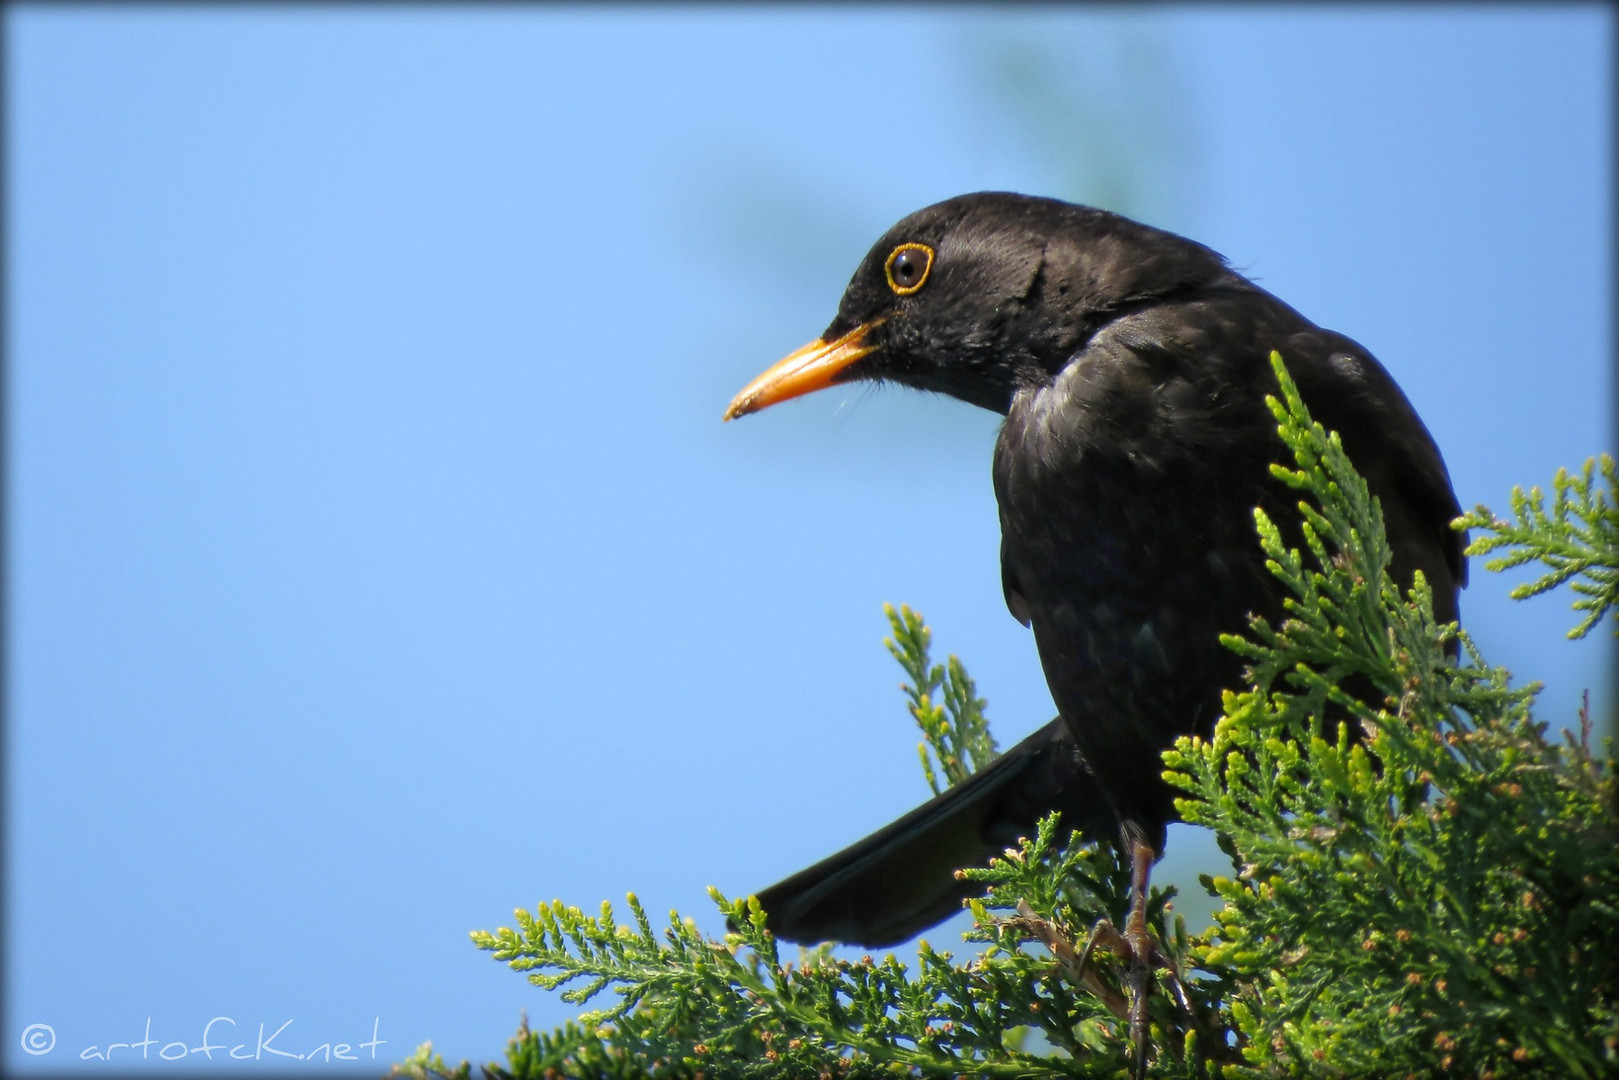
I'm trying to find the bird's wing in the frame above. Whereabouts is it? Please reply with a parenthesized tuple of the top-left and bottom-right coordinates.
(1280, 331, 1468, 615)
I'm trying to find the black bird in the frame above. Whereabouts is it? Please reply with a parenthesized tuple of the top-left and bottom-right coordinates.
(723, 193, 1464, 1050)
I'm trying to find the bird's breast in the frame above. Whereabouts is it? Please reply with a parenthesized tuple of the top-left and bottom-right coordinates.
(993, 361, 1283, 785)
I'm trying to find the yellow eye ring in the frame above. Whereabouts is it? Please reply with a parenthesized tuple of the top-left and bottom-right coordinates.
(884, 243, 935, 295)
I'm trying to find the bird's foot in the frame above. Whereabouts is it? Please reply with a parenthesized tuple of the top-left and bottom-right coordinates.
(1076, 916, 1167, 1079)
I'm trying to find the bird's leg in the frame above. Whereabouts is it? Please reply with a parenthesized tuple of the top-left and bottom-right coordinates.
(1073, 841, 1161, 1078)
(1124, 840, 1157, 1079)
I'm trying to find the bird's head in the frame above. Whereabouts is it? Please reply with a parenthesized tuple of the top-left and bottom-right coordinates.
(723, 191, 1231, 420)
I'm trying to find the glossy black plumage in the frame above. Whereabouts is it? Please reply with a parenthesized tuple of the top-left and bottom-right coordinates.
(729, 192, 1464, 948)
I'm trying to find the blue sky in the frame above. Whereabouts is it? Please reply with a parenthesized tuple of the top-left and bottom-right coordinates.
(6, 6, 1611, 1073)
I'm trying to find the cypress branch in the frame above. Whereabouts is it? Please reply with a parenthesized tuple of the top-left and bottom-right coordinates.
(885, 601, 998, 794)
(1457, 453, 1619, 639)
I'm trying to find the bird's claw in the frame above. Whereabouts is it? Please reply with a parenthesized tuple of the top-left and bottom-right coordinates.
(1075, 917, 1131, 975)
(1075, 916, 1167, 974)
(1075, 916, 1166, 1079)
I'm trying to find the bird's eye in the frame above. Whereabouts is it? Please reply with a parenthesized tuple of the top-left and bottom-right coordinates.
(885, 243, 935, 295)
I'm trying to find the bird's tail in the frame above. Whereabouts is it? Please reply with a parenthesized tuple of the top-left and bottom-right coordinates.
(742, 718, 1117, 947)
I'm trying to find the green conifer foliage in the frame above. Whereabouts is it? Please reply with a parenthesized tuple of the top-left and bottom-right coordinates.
(1458, 453, 1619, 640)
(885, 601, 999, 796)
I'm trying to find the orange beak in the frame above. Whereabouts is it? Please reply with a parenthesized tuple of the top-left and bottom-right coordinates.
(722, 322, 881, 421)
